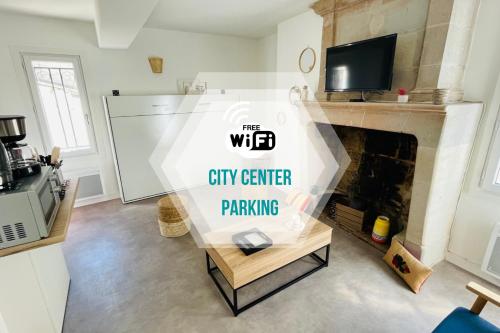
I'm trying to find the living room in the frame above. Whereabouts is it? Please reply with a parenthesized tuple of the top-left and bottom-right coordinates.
(0, 0, 499, 332)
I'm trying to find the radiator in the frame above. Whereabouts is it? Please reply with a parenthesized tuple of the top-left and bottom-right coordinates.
(482, 222, 500, 279)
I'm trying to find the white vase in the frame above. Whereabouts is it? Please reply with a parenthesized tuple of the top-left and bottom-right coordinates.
(398, 95, 409, 103)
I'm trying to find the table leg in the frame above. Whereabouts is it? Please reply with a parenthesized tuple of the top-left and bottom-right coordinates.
(206, 244, 330, 316)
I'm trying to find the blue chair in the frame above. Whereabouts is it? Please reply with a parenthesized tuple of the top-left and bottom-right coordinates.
(433, 282, 500, 333)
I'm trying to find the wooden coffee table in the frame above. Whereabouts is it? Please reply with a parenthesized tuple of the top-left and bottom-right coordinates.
(205, 217, 332, 316)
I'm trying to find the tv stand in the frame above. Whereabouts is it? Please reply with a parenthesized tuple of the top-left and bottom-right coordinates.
(349, 91, 367, 102)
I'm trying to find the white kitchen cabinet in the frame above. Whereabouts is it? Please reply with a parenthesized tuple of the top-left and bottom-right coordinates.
(0, 244, 69, 333)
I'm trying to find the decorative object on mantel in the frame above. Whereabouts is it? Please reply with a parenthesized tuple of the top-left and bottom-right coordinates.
(187, 81, 208, 95)
(298, 46, 316, 73)
(372, 216, 390, 244)
(148, 56, 163, 74)
(289, 85, 302, 105)
(157, 194, 190, 237)
(432, 89, 450, 105)
(397, 88, 409, 103)
(288, 85, 311, 103)
(301, 85, 309, 101)
(383, 240, 432, 293)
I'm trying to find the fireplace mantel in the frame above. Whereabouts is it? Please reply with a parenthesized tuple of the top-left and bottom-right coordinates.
(304, 101, 483, 266)
(307, 101, 449, 114)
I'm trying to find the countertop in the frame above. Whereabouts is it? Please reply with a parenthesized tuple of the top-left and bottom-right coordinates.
(0, 178, 79, 257)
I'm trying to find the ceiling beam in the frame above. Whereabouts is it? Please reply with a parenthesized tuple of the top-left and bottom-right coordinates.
(95, 0, 159, 49)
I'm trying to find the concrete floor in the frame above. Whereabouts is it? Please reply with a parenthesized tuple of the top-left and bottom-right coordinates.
(63, 198, 500, 333)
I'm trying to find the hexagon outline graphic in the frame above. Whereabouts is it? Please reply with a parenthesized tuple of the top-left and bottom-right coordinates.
(149, 72, 350, 248)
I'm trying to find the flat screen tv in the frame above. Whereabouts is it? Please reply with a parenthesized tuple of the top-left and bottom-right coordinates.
(325, 34, 397, 92)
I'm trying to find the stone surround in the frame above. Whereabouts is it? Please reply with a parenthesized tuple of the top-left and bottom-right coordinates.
(304, 101, 482, 266)
(311, 0, 480, 103)
(412, 0, 479, 103)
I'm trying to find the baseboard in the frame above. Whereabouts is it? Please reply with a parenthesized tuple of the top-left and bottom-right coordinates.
(74, 193, 120, 207)
(446, 251, 500, 287)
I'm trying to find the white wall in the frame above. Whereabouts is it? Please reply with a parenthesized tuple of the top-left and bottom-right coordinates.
(276, 10, 322, 98)
(447, 0, 500, 285)
(257, 33, 277, 72)
(0, 11, 260, 200)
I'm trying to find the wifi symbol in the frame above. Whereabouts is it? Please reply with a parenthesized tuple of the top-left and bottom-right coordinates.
(223, 101, 250, 125)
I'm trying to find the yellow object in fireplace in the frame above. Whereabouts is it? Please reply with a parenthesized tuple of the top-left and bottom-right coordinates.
(372, 216, 390, 244)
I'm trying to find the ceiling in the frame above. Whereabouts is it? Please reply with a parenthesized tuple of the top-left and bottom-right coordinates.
(144, 0, 316, 38)
(0, 0, 315, 48)
(0, 0, 315, 38)
(0, 0, 94, 22)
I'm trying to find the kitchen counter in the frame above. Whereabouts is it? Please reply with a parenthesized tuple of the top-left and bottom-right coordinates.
(0, 178, 79, 333)
(0, 178, 79, 257)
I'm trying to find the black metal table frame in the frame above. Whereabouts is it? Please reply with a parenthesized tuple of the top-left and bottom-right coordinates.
(206, 244, 330, 316)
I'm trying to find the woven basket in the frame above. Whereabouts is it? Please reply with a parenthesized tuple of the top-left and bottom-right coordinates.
(157, 194, 190, 237)
(157, 194, 188, 220)
(157, 218, 190, 237)
(158, 209, 188, 221)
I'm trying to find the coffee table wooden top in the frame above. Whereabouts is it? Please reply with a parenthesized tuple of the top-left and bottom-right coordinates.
(206, 217, 332, 289)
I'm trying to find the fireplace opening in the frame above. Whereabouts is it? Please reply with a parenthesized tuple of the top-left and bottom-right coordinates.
(320, 124, 418, 251)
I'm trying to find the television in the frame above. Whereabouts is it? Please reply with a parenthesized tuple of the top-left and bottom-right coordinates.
(325, 34, 397, 92)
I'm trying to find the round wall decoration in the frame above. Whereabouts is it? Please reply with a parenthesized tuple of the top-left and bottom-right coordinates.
(298, 47, 316, 73)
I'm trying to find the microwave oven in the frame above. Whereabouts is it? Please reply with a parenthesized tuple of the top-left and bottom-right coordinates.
(0, 166, 61, 249)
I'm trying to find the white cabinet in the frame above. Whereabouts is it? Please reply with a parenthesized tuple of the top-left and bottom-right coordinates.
(109, 114, 191, 202)
(0, 244, 69, 333)
(30, 245, 70, 333)
(104, 94, 239, 203)
(106, 95, 184, 117)
(105, 95, 187, 203)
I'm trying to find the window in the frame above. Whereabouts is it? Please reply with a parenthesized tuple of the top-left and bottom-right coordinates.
(22, 53, 95, 156)
(482, 107, 500, 193)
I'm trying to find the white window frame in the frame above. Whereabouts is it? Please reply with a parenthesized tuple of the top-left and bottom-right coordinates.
(482, 106, 500, 194)
(21, 52, 97, 157)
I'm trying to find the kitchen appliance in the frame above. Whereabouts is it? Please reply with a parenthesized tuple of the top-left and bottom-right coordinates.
(0, 115, 26, 142)
(0, 166, 61, 248)
(7, 143, 41, 178)
(0, 115, 41, 179)
(325, 34, 397, 93)
(0, 141, 14, 191)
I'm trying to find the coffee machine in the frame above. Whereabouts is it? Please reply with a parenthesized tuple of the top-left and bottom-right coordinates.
(0, 115, 41, 190)
(0, 139, 13, 190)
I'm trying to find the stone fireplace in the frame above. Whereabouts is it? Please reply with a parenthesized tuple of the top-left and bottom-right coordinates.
(324, 124, 418, 240)
(311, 0, 480, 103)
(299, 0, 485, 267)
(305, 101, 482, 266)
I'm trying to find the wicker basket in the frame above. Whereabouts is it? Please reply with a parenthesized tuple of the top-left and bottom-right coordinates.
(157, 194, 190, 238)
(157, 194, 188, 220)
(157, 218, 191, 237)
